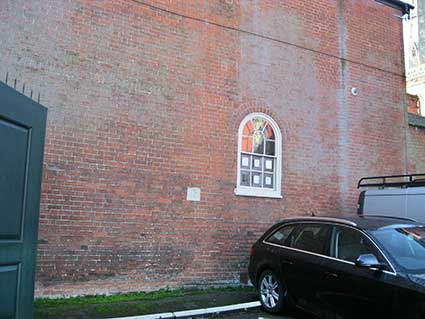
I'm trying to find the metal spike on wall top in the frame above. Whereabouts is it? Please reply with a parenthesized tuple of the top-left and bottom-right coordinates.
(3, 71, 42, 104)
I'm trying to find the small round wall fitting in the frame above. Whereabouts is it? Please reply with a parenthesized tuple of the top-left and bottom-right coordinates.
(351, 87, 359, 95)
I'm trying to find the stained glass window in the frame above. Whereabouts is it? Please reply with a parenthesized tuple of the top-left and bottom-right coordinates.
(238, 115, 280, 195)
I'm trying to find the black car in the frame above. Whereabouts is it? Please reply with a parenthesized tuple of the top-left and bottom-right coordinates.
(248, 216, 425, 318)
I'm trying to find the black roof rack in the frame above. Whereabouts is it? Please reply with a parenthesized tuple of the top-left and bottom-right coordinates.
(357, 173, 425, 189)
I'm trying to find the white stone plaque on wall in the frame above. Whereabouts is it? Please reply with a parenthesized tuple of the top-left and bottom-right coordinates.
(187, 187, 201, 202)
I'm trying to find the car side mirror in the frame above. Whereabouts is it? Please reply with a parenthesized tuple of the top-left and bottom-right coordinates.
(355, 254, 384, 270)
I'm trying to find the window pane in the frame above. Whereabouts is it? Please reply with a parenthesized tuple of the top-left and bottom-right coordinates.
(241, 154, 251, 169)
(252, 156, 262, 170)
(264, 158, 274, 172)
(253, 117, 267, 131)
(242, 136, 252, 152)
(252, 172, 262, 187)
(292, 224, 331, 255)
(243, 121, 254, 136)
(372, 227, 425, 273)
(264, 173, 274, 188)
(253, 132, 264, 154)
(266, 140, 275, 156)
(241, 171, 250, 186)
(267, 225, 296, 246)
(265, 124, 275, 140)
(334, 226, 382, 263)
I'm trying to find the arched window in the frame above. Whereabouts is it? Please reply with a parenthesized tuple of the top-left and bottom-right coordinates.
(235, 113, 282, 198)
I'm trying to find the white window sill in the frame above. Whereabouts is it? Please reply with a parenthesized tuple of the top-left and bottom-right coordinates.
(234, 187, 283, 199)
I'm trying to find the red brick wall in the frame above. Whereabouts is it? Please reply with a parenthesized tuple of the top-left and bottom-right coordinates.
(0, 0, 412, 297)
(407, 126, 425, 172)
(406, 94, 425, 173)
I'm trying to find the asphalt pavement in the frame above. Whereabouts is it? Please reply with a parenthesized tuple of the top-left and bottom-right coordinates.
(195, 307, 315, 319)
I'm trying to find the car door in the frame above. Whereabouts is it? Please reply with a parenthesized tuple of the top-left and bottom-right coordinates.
(317, 225, 398, 319)
(282, 223, 334, 316)
(262, 223, 298, 281)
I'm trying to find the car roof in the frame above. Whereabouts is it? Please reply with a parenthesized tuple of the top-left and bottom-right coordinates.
(279, 215, 422, 231)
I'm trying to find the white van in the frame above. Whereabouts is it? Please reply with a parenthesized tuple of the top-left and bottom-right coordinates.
(357, 174, 425, 223)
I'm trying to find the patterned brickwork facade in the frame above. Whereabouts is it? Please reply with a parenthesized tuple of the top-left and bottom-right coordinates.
(0, 0, 416, 297)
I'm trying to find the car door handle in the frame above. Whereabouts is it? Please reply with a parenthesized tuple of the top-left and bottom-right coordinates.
(281, 259, 294, 265)
(324, 271, 338, 279)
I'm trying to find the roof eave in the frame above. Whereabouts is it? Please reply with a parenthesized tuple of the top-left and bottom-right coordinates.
(375, 0, 415, 16)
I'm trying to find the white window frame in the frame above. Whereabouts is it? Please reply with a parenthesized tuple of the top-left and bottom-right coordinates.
(234, 112, 282, 198)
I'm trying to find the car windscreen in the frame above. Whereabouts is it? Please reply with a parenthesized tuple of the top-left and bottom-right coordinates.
(370, 226, 425, 274)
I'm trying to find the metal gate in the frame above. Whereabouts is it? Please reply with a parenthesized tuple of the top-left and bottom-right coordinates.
(0, 81, 47, 319)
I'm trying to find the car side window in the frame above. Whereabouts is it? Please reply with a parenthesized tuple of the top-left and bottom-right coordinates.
(291, 224, 331, 256)
(333, 226, 387, 267)
(266, 225, 296, 246)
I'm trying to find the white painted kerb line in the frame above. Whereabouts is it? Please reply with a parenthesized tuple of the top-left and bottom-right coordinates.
(108, 301, 261, 319)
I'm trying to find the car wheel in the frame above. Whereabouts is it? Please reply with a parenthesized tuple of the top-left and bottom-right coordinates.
(258, 270, 289, 314)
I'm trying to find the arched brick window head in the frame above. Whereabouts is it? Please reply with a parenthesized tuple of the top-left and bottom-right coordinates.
(235, 113, 282, 198)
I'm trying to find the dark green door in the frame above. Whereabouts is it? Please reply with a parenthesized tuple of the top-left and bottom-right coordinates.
(0, 82, 47, 319)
